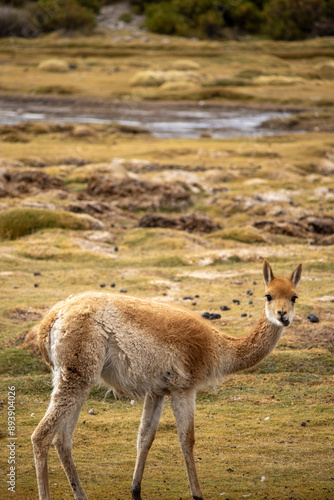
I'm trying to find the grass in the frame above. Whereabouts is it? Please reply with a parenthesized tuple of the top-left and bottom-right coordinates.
(0, 207, 100, 240)
(0, 28, 333, 500)
(0, 34, 333, 107)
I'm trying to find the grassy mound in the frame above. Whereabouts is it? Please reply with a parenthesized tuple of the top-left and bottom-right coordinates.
(38, 58, 70, 73)
(0, 207, 101, 240)
(131, 70, 200, 87)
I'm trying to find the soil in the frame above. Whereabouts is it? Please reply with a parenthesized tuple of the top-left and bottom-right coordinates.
(86, 174, 192, 211)
(0, 170, 65, 197)
(253, 214, 334, 245)
(139, 212, 221, 233)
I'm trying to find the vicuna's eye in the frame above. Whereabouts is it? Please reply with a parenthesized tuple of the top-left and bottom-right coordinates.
(265, 294, 272, 302)
(291, 295, 298, 303)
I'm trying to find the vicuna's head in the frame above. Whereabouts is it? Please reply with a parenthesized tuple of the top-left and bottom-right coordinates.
(263, 260, 302, 328)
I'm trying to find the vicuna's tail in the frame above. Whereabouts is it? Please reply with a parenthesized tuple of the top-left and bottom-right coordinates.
(38, 301, 65, 369)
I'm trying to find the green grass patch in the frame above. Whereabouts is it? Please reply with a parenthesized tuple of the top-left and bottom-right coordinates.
(212, 226, 267, 243)
(0, 347, 45, 376)
(0, 208, 96, 240)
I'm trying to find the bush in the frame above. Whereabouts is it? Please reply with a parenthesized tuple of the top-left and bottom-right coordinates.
(29, 0, 96, 33)
(0, 6, 37, 37)
(265, 0, 326, 40)
(0, 207, 99, 240)
(145, 0, 224, 38)
(145, 1, 186, 36)
(231, 1, 263, 33)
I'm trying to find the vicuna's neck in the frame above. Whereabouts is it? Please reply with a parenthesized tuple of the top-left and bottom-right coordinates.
(218, 309, 284, 375)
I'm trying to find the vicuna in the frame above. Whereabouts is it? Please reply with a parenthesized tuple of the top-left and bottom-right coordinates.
(32, 259, 302, 500)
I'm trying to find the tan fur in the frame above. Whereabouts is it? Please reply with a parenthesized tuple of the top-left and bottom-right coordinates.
(32, 260, 302, 500)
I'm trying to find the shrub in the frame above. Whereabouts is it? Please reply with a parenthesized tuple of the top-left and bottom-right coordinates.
(264, 0, 326, 40)
(0, 6, 37, 37)
(231, 1, 263, 33)
(145, 1, 186, 36)
(38, 58, 69, 72)
(0, 207, 99, 240)
(145, 0, 224, 38)
(30, 0, 96, 34)
(119, 12, 132, 23)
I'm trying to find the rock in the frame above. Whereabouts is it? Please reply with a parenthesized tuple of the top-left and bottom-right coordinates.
(88, 408, 95, 415)
(301, 421, 307, 427)
(233, 299, 240, 305)
(317, 296, 334, 302)
(220, 305, 230, 311)
(307, 313, 319, 323)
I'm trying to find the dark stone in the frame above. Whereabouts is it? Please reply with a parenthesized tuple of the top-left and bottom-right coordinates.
(220, 305, 230, 311)
(202, 312, 221, 320)
(307, 313, 319, 323)
(233, 299, 240, 305)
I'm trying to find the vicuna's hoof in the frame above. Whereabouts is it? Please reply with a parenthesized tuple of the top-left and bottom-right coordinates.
(131, 484, 142, 500)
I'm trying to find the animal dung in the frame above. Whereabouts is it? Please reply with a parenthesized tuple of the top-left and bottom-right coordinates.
(307, 313, 319, 323)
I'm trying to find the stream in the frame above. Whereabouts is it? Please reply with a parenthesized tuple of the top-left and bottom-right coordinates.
(0, 97, 289, 139)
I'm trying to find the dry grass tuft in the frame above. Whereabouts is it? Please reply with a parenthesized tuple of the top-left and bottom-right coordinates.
(131, 69, 200, 87)
(253, 75, 306, 85)
(171, 59, 200, 70)
(160, 80, 198, 91)
(38, 58, 70, 73)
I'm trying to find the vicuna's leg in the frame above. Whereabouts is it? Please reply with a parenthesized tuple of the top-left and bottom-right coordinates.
(32, 378, 90, 500)
(131, 393, 165, 500)
(171, 388, 204, 500)
(53, 393, 89, 500)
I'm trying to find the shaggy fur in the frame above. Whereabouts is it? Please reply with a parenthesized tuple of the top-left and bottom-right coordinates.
(32, 260, 302, 500)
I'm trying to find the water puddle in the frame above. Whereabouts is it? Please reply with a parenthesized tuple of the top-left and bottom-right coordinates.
(0, 99, 289, 139)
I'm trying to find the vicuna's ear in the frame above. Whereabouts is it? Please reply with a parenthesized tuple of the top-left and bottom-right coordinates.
(263, 259, 275, 287)
(290, 263, 302, 288)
